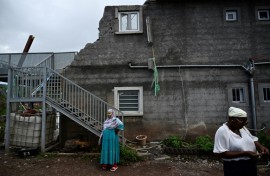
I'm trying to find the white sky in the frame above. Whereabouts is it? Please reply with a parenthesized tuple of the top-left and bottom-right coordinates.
(0, 0, 146, 53)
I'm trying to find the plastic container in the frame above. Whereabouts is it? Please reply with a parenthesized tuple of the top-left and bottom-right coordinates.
(9, 112, 56, 148)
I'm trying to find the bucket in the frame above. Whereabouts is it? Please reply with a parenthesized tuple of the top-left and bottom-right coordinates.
(136, 135, 147, 146)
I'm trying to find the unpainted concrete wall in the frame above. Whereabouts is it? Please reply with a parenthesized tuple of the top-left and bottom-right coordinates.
(63, 0, 270, 142)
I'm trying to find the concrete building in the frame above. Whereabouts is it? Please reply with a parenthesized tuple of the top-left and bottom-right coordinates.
(63, 0, 270, 142)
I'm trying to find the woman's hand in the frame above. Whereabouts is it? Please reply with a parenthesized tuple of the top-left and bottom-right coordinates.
(255, 141, 269, 155)
(98, 136, 102, 146)
(258, 146, 269, 155)
(244, 151, 260, 159)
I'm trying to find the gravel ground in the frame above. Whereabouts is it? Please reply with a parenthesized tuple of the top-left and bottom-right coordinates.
(0, 146, 269, 176)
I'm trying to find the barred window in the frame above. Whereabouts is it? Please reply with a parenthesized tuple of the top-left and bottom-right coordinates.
(232, 88, 245, 103)
(119, 90, 139, 111)
(114, 87, 143, 116)
(228, 84, 248, 106)
(263, 87, 270, 102)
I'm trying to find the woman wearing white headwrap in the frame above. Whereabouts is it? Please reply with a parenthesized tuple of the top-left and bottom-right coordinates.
(213, 107, 269, 176)
(99, 109, 124, 172)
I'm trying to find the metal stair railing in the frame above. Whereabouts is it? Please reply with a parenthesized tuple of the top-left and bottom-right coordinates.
(31, 54, 55, 96)
(10, 67, 44, 99)
(35, 54, 54, 69)
(0, 60, 17, 68)
(10, 66, 124, 137)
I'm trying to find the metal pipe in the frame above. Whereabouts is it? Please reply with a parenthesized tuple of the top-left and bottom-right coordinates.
(128, 62, 247, 70)
(5, 68, 12, 152)
(23, 35, 35, 53)
(128, 61, 270, 133)
(254, 62, 270, 65)
(250, 77, 257, 133)
(128, 61, 270, 69)
(41, 67, 47, 152)
(17, 35, 35, 67)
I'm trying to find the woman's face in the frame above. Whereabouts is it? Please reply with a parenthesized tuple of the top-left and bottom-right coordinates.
(107, 112, 113, 118)
(230, 117, 248, 129)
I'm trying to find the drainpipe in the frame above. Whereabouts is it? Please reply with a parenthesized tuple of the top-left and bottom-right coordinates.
(128, 61, 270, 133)
(247, 59, 257, 133)
(250, 77, 257, 132)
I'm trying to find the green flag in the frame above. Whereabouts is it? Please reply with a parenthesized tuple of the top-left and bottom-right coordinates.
(152, 58, 160, 96)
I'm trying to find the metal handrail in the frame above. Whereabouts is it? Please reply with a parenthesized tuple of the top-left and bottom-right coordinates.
(45, 67, 124, 133)
(35, 53, 54, 69)
(0, 60, 17, 68)
(9, 66, 124, 136)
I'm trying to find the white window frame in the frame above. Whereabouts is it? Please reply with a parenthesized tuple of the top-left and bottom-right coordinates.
(118, 11, 139, 32)
(232, 87, 245, 103)
(258, 83, 270, 106)
(226, 10, 238, 21)
(223, 8, 240, 24)
(258, 9, 270, 21)
(115, 6, 143, 34)
(114, 87, 143, 116)
(228, 84, 249, 106)
(263, 87, 270, 102)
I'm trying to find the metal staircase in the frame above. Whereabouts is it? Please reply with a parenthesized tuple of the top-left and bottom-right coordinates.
(3, 53, 124, 152)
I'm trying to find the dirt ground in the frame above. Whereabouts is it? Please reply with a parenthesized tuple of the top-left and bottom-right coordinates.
(1, 148, 270, 176)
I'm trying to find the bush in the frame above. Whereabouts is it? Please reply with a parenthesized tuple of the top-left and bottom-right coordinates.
(257, 130, 270, 149)
(195, 135, 214, 152)
(0, 86, 6, 115)
(0, 122, 5, 141)
(120, 144, 141, 165)
(162, 135, 182, 148)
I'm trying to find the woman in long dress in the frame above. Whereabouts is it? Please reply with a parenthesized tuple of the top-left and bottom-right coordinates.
(99, 109, 124, 171)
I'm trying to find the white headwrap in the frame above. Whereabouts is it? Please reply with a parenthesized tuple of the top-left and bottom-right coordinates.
(228, 107, 247, 118)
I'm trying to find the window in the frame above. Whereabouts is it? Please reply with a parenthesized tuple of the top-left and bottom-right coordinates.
(119, 12, 139, 32)
(223, 8, 240, 24)
(115, 6, 143, 34)
(228, 84, 249, 106)
(258, 9, 270, 21)
(232, 88, 245, 103)
(226, 10, 238, 21)
(114, 87, 143, 116)
(263, 87, 270, 102)
(255, 6, 270, 22)
(258, 83, 270, 106)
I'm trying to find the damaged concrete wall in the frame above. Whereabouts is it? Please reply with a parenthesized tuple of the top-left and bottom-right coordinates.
(63, 0, 270, 142)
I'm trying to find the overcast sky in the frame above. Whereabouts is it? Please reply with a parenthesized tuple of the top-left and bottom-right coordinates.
(0, 0, 146, 53)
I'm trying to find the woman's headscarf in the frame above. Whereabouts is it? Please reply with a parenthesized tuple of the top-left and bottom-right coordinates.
(228, 107, 247, 118)
(103, 109, 123, 130)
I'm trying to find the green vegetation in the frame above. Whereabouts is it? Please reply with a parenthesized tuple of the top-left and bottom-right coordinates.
(195, 135, 214, 152)
(162, 135, 214, 152)
(0, 86, 7, 115)
(258, 130, 270, 149)
(120, 144, 141, 165)
(0, 86, 6, 141)
(0, 122, 4, 141)
(162, 135, 183, 148)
